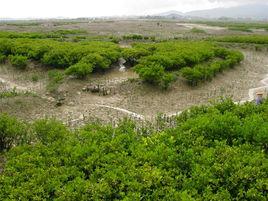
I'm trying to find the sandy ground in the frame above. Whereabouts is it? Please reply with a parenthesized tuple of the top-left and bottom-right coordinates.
(1, 49, 268, 126)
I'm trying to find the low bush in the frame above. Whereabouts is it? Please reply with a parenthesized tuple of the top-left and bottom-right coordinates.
(135, 62, 176, 89)
(180, 48, 244, 86)
(0, 38, 121, 75)
(125, 41, 243, 88)
(0, 113, 30, 151)
(1, 99, 268, 200)
(180, 67, 202, 86)
(33, 119, 69, 145)
(65, 62, 93, 78)
(214, 35, 268, 44)
(47, 70, 65, 93)
(8, 55, 28, 69)
(123, 34, 144, 40)
(190, 28, 206, 34)
(80, 53, 111, 70)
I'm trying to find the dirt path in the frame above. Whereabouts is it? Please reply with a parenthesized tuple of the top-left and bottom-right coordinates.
(92, 104, 144, 120)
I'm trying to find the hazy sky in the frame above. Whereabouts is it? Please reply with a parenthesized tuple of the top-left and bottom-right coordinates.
(0, 0, 267, 18)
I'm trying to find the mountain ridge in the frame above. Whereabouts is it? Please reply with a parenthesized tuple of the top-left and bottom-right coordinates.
(154, 4, 268, 19)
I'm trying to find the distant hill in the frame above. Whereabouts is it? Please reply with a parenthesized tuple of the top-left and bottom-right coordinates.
(186, 4, 268, 19)
(156, 10, 183, 16)
(152, 10, 184, 19)
(153, 4, 268, 20)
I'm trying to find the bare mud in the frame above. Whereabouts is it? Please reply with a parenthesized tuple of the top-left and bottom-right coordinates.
(1, 50, 268, 126)
(176, 23, 226, 31)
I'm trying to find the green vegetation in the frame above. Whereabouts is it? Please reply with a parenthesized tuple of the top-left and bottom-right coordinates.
(135, 63, 176, 89)
(123, 42, 243, 88)
(65, 62, 93, 79)
(0, 38, 121, 78)
(0, 89, 19, 99)
(0, 54, 6, 64)
(46, 70, 65, 93)
(190, 28, 206, 34)
(0, 30, 87, 40)
(181, 48, 244, 86)
(228, 27, 253, 32)
(31, 74, 39, 82)
(0, 113, 29, 151)
(0, 99, 268, 200)
(123, 34, 156, 41)
(196, 21, 268, 31)
(0, 33, 246, 88)
(5, 22, 40, 27)
(8, 55, 28, 69)
(0, 89, 35, 99)
(213, 35, 268, 44)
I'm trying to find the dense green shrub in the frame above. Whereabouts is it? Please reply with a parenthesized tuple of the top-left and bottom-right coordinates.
(8, 55, 28, 69)
(196, 21, 268, 31)
(122, 34, 155, 41)
(0, 39, 12, 56)
(134, 63, 175, 89)
(228, 26, 253, 32)
(122, 46, 152, 66)
(0, 114, 30, 151)
(33, 119, 69, 145)
(0, 38, 121, 74)
(180, 48, 243, 85)
(1, 99, 268, 200)
(214, 35, 268, 44)
(123, 34, 144, 40)
(65, 62, 93, 78)
(0, 30, 86, 40)
(180, 67, 202, 86)
(135, 63, 165, 84)
(80, 53, 111, 70)
(42, 46, 72, 68)
(190, 28, 206, 34)
(125, 42, 243, 88)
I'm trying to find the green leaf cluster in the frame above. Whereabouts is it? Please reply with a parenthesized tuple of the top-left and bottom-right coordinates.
(1, 99, 268, 200)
